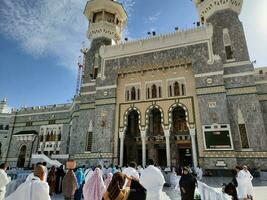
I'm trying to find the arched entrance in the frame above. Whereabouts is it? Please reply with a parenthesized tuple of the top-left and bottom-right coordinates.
(147, 107, 166, 166)
(123, 110, 141, 165)
(17, 145, 27, 168)
(170, 105, 192, 167)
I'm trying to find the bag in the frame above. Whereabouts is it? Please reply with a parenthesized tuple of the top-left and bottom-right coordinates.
(127, 179, 147, 200)
(194, 187, 201, 200)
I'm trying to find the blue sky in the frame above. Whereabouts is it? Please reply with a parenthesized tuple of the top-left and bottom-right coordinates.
(0, 0, 266, 109)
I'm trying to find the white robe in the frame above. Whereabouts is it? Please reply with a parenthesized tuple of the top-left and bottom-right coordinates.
(122, 167, 140, 180)
(140, 165, 166, 200)
(5, 176, 51, 200)
(236, 170, 249, 199)
(0, 169, 11, 200)
(242, 169, 254, 196)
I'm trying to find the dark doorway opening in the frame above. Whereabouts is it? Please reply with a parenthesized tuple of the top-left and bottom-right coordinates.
(17, 145, 27, 168)
(179, 148, 192, 167)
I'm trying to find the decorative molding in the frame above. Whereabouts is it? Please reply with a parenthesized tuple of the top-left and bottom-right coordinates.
(255, 80, 267, 85)
(258, 94, 267, 101)
(223, 71, 254, 78)
(81, 82, 96, 87)
(100, 25, 214, 62)
(96, 85, 117, 90)
(196, 86, 226, 95)
(80, 91, 96, 95)
(117, 59, 191, 74)
(195, 71, 223, 78)
(203, 151, 267, 158)
(197, 0, 243, 21)
(226, 86, 257, 96)
(223, 60, 251, 68)
(72, 152, 113, 159)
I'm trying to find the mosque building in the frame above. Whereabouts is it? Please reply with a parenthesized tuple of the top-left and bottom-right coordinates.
(1, 0, 267, 173)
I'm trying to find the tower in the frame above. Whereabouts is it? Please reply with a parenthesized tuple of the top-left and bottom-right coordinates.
(195, 0, 267, 153)
(0, 98, 8, 113)
(195, 0, 249, 64)
(84, 0, 127, 44)
(81, 0, 128, 84)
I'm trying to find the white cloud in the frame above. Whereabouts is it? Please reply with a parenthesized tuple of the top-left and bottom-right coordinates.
(240, 0, 267, 67)
(147, 11, 162, 23)
(0, 0, 135, 71)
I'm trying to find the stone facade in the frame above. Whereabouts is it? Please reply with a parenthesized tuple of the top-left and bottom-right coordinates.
(1, 0, 267, 171)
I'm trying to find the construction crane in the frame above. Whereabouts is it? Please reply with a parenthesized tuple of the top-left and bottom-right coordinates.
(75, 44, 89, 96)
(75, 55, 84, 96)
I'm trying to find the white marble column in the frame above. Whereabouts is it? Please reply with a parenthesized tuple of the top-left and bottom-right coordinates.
(189, 128, 198, 168)
(119, 131, 125, 167)
(141, 131, 146, 167)
(164, 130, 171, 167)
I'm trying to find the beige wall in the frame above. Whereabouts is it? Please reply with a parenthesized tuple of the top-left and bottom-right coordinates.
(115, 65, 204, 155)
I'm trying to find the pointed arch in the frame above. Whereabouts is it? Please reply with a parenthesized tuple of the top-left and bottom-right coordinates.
(168, 103, 189, 130)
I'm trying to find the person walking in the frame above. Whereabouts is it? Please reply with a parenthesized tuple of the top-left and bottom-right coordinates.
(235, 166, 249, 200)
(47, 166, 56, 196)
(0, 163, 11, 200)
(140, 159, 170, 200)
(6, 165, 51, 200)
(83, 168, 106, 200)
(179, 167, 197, 200)
(55, 165, 65, 194)
(74, 168, 85, 200)
(62, 164, 78, 200)
(242, 165, 254, 200)
(102, 172, 131, 200)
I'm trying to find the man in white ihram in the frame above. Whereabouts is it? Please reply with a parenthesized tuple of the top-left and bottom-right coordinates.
(0, 163, 11, 200)
(6, 165, 51, 200)
(140, 159, 170, 200)
(122, 161, 140, 180)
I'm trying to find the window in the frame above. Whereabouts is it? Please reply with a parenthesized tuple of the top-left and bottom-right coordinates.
(151, 84, 157, 98)
(169, 85, 172, 97)
(239, 124, 249, 149)
(86, 132, 93, 151)
(49, 120, 56, 125)
(174, 82, 180, 96)
(137, 89, 140, 100)
(126, 90, 130, 101)
(147, 88, 150, 99)
(5, 125, 9, 130)
(181, 84, 186, 96)
(0, 125, 3, 130)
(131, 87, 136, 100)
(26, 121, 32, 126)
(223, 29, 234, 60)
(225, 46, 233, 60)
(158, 86, 162, 98)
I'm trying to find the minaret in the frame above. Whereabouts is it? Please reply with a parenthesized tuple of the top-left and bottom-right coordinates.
(0, 98, 8, 113)
(195, 0, 243, 25)
(194, 0, 249, 64)
(84, 0, 127, 44)
(81, 0, 128, 85)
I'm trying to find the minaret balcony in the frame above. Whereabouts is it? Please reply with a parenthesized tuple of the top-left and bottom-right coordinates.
(197, 0, 243, 22)
(87, 21, 121, 42)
